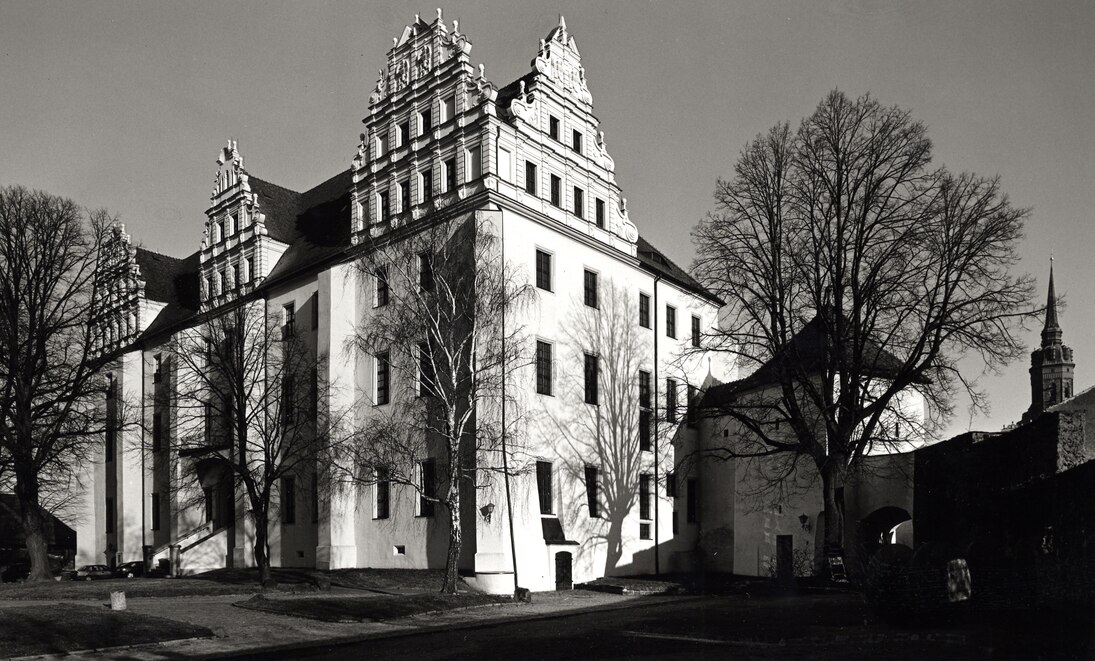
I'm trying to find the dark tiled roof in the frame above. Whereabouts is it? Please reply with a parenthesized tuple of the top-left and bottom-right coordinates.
(636, 236, 721, 304)
(496, 72, 538, 111)
(138, 251, 200, 341)
(700, 315, 914, 409)
(249, 177, 305, 244)
(263, 169, 353, 287)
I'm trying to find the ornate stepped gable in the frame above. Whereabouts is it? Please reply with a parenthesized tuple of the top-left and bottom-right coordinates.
(352, 13, 638, 251)
(93, 224, 146, 354)
(200, 139, 277, 310)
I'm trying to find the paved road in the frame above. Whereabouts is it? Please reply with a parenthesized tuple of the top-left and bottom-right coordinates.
(224, 592, 1054, 660)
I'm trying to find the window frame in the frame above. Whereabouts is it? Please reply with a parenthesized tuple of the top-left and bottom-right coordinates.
(536, 461, 554, 515)
(375, 351, 391, 406)
(584, 352, 600, 406)
(583, 269, 599, 309)
(691, 314, 701, 348)
(595, 198, 606, 229)
(572, 129, 583, 154)
(535, 248, 553, 292)
(524, 161, 538, 196)
(374, 467, 390, 519)
(666, 377, 678, 422)
(535, 340, 554, 396)
(573, 186, 584, 219)
(666, 304, 677, 338)
(374, 266, 389, 307)
(585, 465, 600, 518)
(549, 115, 560, 141)
(639, 292, 651, 329)
(549, 173, 561, 207)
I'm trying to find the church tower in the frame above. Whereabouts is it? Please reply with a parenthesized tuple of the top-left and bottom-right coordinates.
(1023, 261, 1075, 423)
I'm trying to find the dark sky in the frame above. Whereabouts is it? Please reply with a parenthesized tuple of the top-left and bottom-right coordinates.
(1, 0, 1092, 436)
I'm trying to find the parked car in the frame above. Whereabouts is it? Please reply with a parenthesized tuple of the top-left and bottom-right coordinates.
(74, 564, 113, 581)
(114, 561, 145, 579)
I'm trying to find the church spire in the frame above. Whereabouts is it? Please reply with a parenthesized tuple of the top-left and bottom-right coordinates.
(1042, 258, 1062, 346)
(1023, 259, 1075, 424)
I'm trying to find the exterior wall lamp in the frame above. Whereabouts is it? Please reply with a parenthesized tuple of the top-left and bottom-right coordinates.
(480, 503, 495, 523)
(799, 513, 811, 532)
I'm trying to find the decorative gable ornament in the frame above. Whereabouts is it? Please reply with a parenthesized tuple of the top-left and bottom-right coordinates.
(369, 9, 472, 110)
(533, 16, 593, 106)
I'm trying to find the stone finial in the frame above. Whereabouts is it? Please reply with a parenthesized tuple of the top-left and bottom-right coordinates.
(436, 8, 442, 20)
(559, 15, 566, 31)
(519, 80, 526, 96)
(621, 197, 628, 213)
(478, 63, 485, 79)
(415, 13, 419, 22)
(453, 19, 459, 34)
(393, 36, 398, 47)
(598, 131, 606, 146)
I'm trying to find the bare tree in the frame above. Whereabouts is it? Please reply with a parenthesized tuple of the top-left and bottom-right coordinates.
(168, 300, 338, 587)
(547, 281, 654, 574)
(347, 213, 532, 593)
(0, 185, 114, 581)
(692, 91, 1035, 554)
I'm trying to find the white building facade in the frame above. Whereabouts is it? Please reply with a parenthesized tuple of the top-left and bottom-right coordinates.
(74, 13, 730, 593)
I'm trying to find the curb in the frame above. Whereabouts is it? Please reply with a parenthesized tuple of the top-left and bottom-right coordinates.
(8, 636, 213, 661)
(193, 594, 707, 660)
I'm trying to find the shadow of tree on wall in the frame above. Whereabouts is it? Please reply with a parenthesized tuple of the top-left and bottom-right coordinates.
(545, 281, 648, 575)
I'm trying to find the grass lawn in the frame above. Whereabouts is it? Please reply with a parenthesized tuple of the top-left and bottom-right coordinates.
(0, 576, 262, 600)
(0, 603, 213, 658)
(194, 567, 461, 594)
(234, 592, 508, 622)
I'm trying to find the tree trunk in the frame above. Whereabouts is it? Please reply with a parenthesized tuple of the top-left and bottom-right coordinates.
(820, 460, 845, 556)
(603, 510, 625, 576)
(253, 511, 276, 588)
(14, 467, 52, 581)
(442, 491, 462, 594)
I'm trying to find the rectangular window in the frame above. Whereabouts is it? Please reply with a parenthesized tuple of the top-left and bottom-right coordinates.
(375, 266, 389, 307)
(595, 198, 605, 229)
(419, 252, 434, 291)
(444, 157, 457, 192)
(667, 378, 678, 422)
(419, 459, 436, 517)
(376, 351, 390, 405)
(666, 472, 677, 498)
(535, 249, 552, 291)
(536, 461, 553, 515)
(281, 378, 294, 424)
(640, 522, 652, 541)
(283, 303, 296, 339)
(400, 180, 411, 212)
(573, 187, 584, 218)
(666, 305, 677, 338)
(153, 353, 163, 383)
(583, 269, 598, 309)
(686, 479, 698, 523)
(549, 115, 560, 141)
(672, 510, 678, 535)
(524, 161, 538, 196)
(375, 467, 390, 519)
(639, 370, 652, 409)
(639, 293, 651, 328)
(204, 487, 214, 523)
(152, 412, 162, 452)
(442, 95, 456, 123)
(376, 132, 388, 158)
(638, 409, 653, 451)
(572, 129, 582, 154)
(379, 190, 390, 223)
(584, 353, 599, 405)
(640, 473, 652, 520)
(282, 476, 296, 524)
(420, 108, 432, 134)
(691, 315, 701, 348)
(585, 466, 600, 518)
(151, 493, 161, 531)
(420, 169, 433, 203)
(465, 145, 482, 181)
(398, 120, 409, 147)
(550, 174, 561, 207)
(687, 384, 699, 428)
(106, 497, 114, 534)
(418, 341, 434, 397)
(536, 340, 553, 396)
(639, 369, 652, 452)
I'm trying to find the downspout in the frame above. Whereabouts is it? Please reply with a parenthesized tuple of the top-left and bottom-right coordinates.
(652, 274, 661, 575)
(498, 210, 519, 592)
(141, 344, 147, 561)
